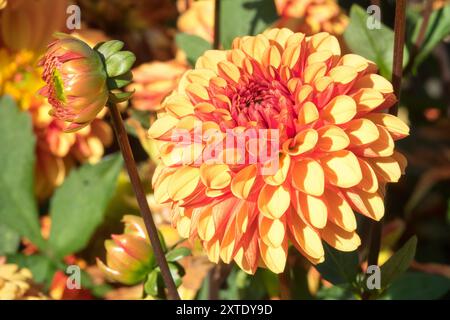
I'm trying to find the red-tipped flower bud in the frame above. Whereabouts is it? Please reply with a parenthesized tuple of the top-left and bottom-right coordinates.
(39, 33, 135, 132)
(96, 215, 155, 285)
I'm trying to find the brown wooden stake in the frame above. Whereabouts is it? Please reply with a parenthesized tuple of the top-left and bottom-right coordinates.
(109, 103, 180, 300)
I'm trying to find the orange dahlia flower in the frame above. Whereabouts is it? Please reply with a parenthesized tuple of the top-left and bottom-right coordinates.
(275, 0, 348, 36)
(177, 0, 214, 43)
(149, 29, 409, 274)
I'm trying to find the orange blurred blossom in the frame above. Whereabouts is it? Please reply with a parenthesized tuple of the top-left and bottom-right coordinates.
(275, 0, 348, 36)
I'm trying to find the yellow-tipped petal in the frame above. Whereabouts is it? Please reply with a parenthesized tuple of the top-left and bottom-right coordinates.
(153, 169, 174, 204)
(324, 189, 357, 232)
(168, 166, 200, 201)
(148, 115, 179, 139)
(329, 66, 358, 85)
(260, 216, 285, 248)
(308, 32, 340, 56)
(392, 151, 407, 174)
(297, 192, 328, 229)
(353, 74, 394, 94)
(198, 209, 215, 241)
(264, 153, 291, 186)
(165, 94, 194, 118)
(321, 95, 356, 124)
(177, 216, 191, 238)
(357, 158, 379, 193)
(218, 60, 241, 84)
(231, 165, 257, 200)
(304, 62, 327, 84)
(321, 222, 361, 252)
(367, 156, 402, 183)
(364, 113, 410, 140)
(283, 129, 318, 155)
(321, 150, 363, 188)
(259, 239, 287, 274)
(292, 159, 325, 196)
(185, 82, 210, 101)
(200, 163, 232, 189)
(352, 88, 384, 114)
(263, 45, 282, 69)
(338, 54, 374, 73)
(263, 27, 294, 48)
(317, 125, 350, 152)
(205, 239, 220, 264)
(297, 101, 319, 125)
(358, 125, 394, 157)
(345, 118, 379, 146)
(258, 183, 290, 219)
(288, 212, 324, 261)
(345, 189, 385, 221)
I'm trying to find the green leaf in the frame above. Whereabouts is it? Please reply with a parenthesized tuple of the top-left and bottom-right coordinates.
(48, 153, 123, 259)
(108, 90, 134, 103)
(0, 223, 20, 255)
(7, 254, 56, 285)
(220, 0, 279, 49)
(105, 51, 136, 77)
(95, 40, 125, 59)
(0, 96, 45, 249)
(317, 284, 355, 300)
(344, 4, 409, 79)
(315, 242, 360, 285)
(165, 247, 191, 262)
(382, 272, 450, 300)
(144, 270, 159, 297)
(411, 5, 450, 72)
(107, 71, 133, 90)
(380, 236, 417, 289)
(168, 262, 185, 287)
(125, 109, 151, 138)
(175, 33, 212, 67)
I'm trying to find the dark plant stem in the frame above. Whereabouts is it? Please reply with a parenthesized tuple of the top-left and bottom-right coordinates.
(213, 0, 221, 49)
(108, 102, 180, 300)
(391, 0, 407, 115)
(370, 0, 381, 6)
(278, 267, 291, 300)
(208, 261, 231, 300)
(366, 222, 382, 267)
(366, 0, 407, 282)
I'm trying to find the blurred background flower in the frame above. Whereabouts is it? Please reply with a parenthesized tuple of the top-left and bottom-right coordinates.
(274, 0, 348, 36)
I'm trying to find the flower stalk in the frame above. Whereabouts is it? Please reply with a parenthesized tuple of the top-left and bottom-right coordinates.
(366, 0, 407, 273)
(108, 102, 180, 300)
(213, 0, 221, 49)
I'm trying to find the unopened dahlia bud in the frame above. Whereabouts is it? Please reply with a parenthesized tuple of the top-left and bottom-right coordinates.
(97, 215, 155, 285)
(39, 33, 135, 132)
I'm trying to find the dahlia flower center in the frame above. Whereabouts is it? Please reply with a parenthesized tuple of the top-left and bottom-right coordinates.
(230, 78, 296, 137)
